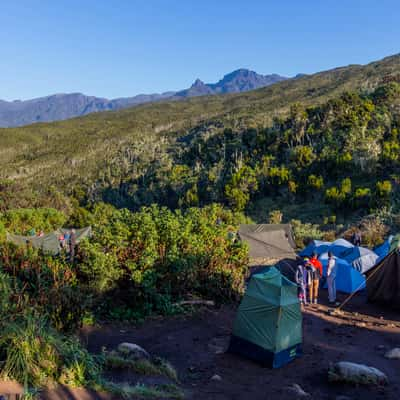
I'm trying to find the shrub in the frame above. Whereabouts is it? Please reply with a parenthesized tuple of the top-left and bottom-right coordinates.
(74, 203, 249, 318)
(0, 314, 101, 388)
(2, 208, 66, 235)
(359, 217, 389, 247)
(307, 175, 324, 191)
(290, 219, 323, 249)
(268, 210, 283, 224)
(376, 180, 392, 199)
(0, 244, 87, 331)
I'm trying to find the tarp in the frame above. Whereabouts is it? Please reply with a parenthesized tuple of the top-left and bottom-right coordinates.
(238, 224, 296, 260)
(7, 227, 92, 255)
(228, 266, 302, 368)
(365, 249, 400, 308)
(319, 253, 366, 293)
(340, 246, 378, 274)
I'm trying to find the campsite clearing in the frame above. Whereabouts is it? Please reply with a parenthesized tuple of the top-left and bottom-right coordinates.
(77, 290, 400, 400)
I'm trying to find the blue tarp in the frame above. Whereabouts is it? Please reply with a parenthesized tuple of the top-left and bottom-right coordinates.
(319, 253, 366, 293)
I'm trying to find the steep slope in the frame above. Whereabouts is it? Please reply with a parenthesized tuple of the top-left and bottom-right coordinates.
(0, 53, 399, 211)
(0, 69, 286, 127)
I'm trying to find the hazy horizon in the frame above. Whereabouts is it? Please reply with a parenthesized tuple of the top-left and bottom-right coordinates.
(1, 0, 399, 101)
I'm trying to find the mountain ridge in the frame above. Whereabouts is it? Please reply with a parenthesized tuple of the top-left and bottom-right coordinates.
(0, 69, 287, 127)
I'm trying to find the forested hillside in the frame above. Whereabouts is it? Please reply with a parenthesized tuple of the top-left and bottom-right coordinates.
(1, 53, 400, 397)
(1, 54, 400, 222)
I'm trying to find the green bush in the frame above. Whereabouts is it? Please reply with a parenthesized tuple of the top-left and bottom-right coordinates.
(76, 204, 249, 318)
(0, 243, 87, 331)
(0, 313, 101, 388)
(290, 219, 323, 248)
(2, 208, 66, 235)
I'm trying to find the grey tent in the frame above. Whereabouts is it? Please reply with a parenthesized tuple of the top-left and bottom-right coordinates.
(7, 226, 92, 255)
(238, 224, 296, 261)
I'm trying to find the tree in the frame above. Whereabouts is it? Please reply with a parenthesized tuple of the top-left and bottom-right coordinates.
(224, 166, 258, 211)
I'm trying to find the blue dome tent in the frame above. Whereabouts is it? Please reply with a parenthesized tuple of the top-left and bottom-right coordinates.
(299, 240, 331, 257)
(340, 246, 378, 274)
(329, 238, 354, 257)
(374, 236, 393, 262)
(319, 253, 365, 293)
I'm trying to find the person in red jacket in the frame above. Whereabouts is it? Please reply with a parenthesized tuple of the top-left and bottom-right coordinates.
(308, 252, 322, 304)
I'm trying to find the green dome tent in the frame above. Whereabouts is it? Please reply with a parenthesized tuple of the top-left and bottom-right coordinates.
(228, 267, 302, 368)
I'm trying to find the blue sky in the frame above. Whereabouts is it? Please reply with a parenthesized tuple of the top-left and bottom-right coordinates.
(0, 0, 399, 100)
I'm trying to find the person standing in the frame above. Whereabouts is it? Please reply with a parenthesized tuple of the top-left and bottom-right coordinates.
(327, 251, 339, 306)
(309, 252, 322, 304)
(69, 229, 77, 262)
(352, 229, 362, 246)
(295, 259, 307, 306)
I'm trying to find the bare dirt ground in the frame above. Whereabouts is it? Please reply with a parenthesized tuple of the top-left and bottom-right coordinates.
(79, 289, 400, 400)
(1, 289, 399, 400)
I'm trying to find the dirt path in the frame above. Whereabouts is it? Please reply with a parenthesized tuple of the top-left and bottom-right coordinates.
(81, 289, 400, 400)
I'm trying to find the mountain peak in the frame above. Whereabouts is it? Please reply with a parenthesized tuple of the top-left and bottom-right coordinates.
(191, 78, 206, 88)
(209, 69, 287, 94)
(0, 68, 289, 127)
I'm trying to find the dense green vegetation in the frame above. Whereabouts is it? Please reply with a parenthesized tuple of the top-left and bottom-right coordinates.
(0, 203, 248, 395)
(0, 54, 399, 215)
(0, 54, 400, 395)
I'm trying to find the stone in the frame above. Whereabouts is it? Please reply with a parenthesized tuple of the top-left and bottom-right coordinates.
(211, 374, 222, 381)
(384, 348, 400, 359)
(117, 342, 150, 360)
(336, 395, 352, 400)
(328, 361, 388, 385)
(286, 383, 310, 397)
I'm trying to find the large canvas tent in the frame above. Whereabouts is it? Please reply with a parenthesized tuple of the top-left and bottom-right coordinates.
(366, 249, 400, 308)
(7, 227, 92, 255)
(228, 267, 302, 368)
(238, 224, 296, 261)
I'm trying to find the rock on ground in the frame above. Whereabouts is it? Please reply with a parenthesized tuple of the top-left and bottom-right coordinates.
(328, 361, 388, 385)
(117, 342, 150, 359)
(286, 383, 310, 397)
(384, 348, 400, 360)
(211, 374, 222, 381)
